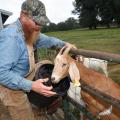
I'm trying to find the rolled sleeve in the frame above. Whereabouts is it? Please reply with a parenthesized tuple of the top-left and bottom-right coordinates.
(18, 78, 33, 92)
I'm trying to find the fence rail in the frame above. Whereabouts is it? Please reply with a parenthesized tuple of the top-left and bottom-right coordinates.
(64, 96, 97, 120)
(81, 81, 120, 109)
(71, 48, 120, 63)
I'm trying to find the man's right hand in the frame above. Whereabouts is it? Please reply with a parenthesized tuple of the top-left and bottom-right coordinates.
(31, 78, 57, 97)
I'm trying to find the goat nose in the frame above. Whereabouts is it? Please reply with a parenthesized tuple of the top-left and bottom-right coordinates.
(51, 77, 55, 81)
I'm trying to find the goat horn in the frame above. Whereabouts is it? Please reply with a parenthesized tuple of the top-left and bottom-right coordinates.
(59, 46, 68, 55)
(63, 46, 71, 55)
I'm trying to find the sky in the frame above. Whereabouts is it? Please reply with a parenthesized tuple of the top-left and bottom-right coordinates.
(0, 0, 78, 24)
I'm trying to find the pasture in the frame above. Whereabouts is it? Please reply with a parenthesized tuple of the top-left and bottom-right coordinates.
(45, 28, 120, 84)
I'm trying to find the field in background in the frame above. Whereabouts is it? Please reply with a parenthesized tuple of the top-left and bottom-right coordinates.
(45, 28, 120, 84)
(46, 28, 120, 54)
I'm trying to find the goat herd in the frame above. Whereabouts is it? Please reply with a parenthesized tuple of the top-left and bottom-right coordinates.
(51, 46, 120, 120)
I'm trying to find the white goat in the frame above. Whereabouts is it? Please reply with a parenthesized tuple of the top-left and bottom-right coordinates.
(51, 46, 120, 120)
(75, 55, 108, 77)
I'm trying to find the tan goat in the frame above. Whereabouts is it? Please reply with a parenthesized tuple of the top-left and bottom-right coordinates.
(51, 46, 120, 120)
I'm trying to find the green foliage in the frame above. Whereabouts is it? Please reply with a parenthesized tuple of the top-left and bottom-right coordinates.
(73, 0, 98, 29)
(41, 17, 79, 32)
(112, 0, 120, 26)
(46, 28, 120, 53)
(73, 0, 120, 28)
(97, 0, 113, 27)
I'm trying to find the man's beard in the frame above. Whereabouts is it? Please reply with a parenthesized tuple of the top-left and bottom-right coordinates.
(25, 31, 40, 45)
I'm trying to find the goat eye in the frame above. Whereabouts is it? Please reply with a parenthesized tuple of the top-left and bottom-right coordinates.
(62, 63, 67, 67)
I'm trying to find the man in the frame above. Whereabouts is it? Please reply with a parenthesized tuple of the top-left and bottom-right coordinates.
(0, 0, 76, 120)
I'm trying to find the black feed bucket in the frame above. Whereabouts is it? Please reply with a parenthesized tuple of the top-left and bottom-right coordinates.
(27, 63, 70, 108)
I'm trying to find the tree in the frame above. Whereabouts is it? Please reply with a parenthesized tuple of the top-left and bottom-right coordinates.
(72, 0, 98, 29)
(64, 17, 79, 30)
(112, 0, 120, 27)
(72, 0, 120, 28)
(42, 23, 57, 33)
(97, 0, 113, 28)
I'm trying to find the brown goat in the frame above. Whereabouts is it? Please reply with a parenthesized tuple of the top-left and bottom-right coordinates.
(51, 46, 120, 120)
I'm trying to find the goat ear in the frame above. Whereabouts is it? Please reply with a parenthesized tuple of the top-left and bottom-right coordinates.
(63, 46, 71, 55)
(69, 62, 80, 87)
(59, 46, 70, 55)
(58, 46, 67, 55)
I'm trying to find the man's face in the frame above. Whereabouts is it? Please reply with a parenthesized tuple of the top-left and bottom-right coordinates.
(21, 13, 42, 44)
(25, 15, 42, 32)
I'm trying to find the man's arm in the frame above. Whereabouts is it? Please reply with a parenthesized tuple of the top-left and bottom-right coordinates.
(35, 33, 76, 49)
(0, 32, 33, 92)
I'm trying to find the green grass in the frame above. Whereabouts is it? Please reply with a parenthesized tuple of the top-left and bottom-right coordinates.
(45, 28, 120, 54)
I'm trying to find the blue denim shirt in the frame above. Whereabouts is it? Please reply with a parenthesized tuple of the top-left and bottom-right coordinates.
(0, 19, 65, 92)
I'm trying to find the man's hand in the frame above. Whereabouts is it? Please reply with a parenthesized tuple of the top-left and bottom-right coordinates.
(31, 78, 57, 97)
(65, 42, 77, 49)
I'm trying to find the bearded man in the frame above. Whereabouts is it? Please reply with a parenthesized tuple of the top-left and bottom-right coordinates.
(0, 0, 76, 119)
